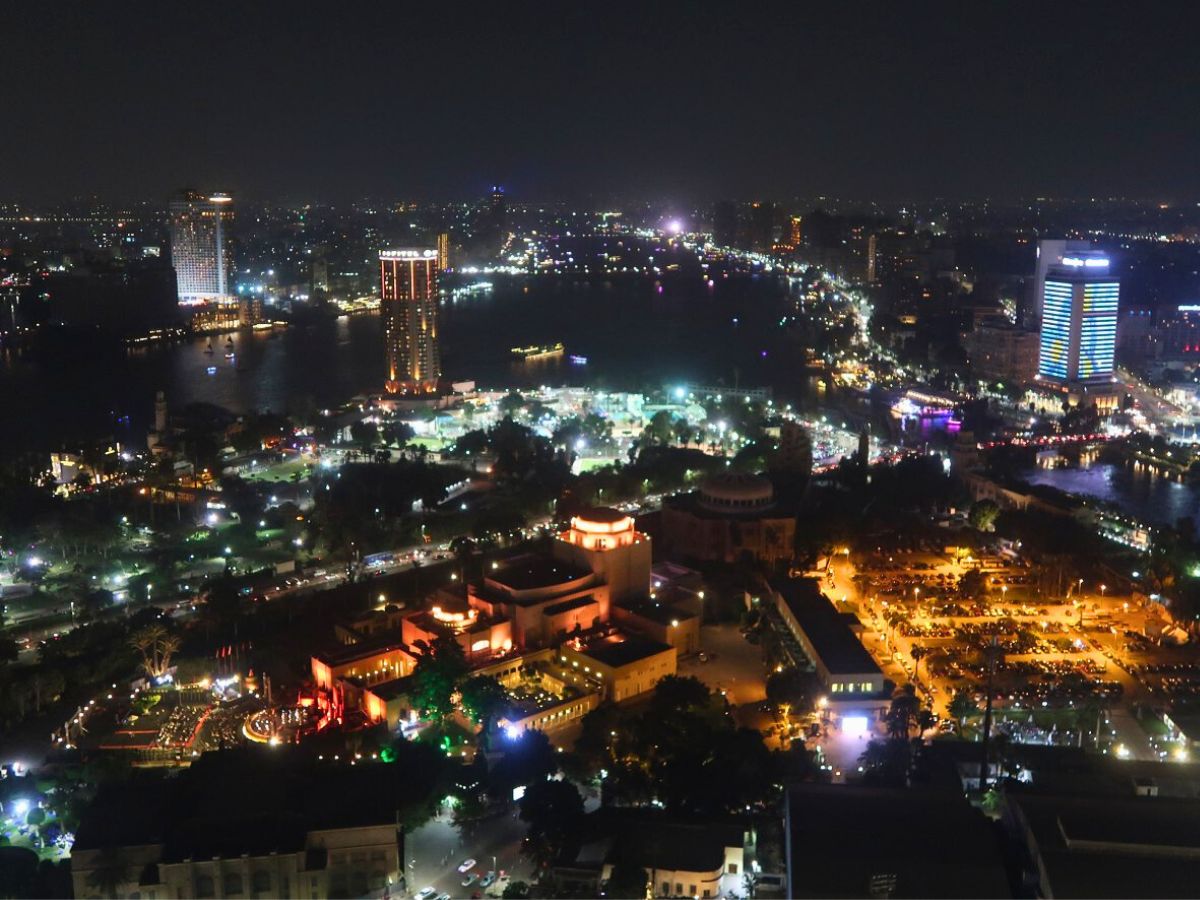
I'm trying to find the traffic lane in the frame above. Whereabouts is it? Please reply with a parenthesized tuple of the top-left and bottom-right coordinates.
(409, 807, 530, 899)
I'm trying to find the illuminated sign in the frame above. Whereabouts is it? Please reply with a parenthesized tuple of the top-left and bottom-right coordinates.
(380, 249, 438, 260)
(1060, 256, 1110, 268)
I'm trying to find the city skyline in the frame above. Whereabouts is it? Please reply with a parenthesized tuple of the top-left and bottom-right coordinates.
(8, 7, 1200, 900)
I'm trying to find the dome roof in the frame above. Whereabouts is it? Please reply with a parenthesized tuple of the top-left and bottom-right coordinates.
(574, 506, 627, 524)
(699, 471, 774, 511)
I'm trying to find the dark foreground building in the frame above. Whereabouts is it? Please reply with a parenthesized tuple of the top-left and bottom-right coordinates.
(71, 749, 421, 899)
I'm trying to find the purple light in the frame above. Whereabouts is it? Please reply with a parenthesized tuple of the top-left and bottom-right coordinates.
(666, 219, 683, 235)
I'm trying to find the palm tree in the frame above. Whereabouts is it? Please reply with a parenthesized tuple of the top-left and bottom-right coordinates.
(910, 645, 928, 683)
(129, 624, 164, 677)
(887, 685, 921, 740)
(86, 846, 132, 899)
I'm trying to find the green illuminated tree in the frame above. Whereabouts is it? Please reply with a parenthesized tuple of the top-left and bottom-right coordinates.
(410, 635, 469, 721)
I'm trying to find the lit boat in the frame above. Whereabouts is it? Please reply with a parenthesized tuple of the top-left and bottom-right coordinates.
(569, 354, 588, 365)
(511, 342, 564, 359)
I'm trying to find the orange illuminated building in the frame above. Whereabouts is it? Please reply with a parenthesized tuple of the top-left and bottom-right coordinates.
(380, 248, 440, 394)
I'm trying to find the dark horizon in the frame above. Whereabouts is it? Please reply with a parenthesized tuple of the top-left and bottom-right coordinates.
(7, 2, 1200, 205)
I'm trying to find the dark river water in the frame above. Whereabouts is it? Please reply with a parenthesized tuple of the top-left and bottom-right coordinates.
(1, 271, 814, 449)
(1023, 461, 1200, 526)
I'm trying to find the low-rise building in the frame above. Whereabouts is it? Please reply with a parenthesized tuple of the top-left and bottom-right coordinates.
(785, 784, 1010, 899)
(557, 631, 676, 702)
(770, 578, 885, 710)
(71, 752, 406, 900)
(612, 600, 700, 655)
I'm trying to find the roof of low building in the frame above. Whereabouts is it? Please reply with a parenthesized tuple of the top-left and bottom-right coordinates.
(487, 554, 594, 594)
(772, 577, 881, 677)
(575, 633, 673, 668)
(786, 784, 1011, 899)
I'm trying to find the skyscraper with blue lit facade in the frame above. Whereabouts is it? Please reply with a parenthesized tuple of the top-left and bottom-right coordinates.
(1036, 250, 1120, 409)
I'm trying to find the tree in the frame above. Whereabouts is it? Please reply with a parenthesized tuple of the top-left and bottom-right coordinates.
(501, 881, 531, 899)
(859, 738, 913, 785)
(969, 500, 1000, 532)
(519, 778, 584, 867)
(887, 685, 921, 740)
(498, 392, 526, 417)
(349, 419, 378, 451)
(648, 675, 711, 716)
(910, 645, 928, 683)
(129, 624, 182, 678)
(643, 410, 675, 446)
(85, 846, 132, 899)
(459, 676, 508, 731)
(605, 862, 649, 899)
(949, 690, 979, 735)
(410, 635, 469, 721)
(958, 569, 989, 600)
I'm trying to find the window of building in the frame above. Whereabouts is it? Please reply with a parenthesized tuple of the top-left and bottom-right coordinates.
(728, 862, 738, 874)
(223, 873, 243, 895)
(252, 871, 271, 892)
(662, 882, 670, 895)
(689, 884, 697, 895)
(195, 875, 215, 899)
(675, 883, 683, 895)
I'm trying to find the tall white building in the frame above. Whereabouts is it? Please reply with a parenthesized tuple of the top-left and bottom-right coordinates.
(1036, 250, 1120, 409)
(169, 190, 233, 305)
(1032, 238, 1092, 324)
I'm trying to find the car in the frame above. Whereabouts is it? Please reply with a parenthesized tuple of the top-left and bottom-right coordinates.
(437, 894, 452, 900)
(462, 873, 479, 888)
(457, 858, 477, 873)
(415, 888, 437, 900)
(481, 871, 497, 888)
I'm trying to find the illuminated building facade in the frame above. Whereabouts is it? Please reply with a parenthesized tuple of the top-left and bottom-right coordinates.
(437, 231, 451, 271)
(379, 248, 440, 394)
(1036, 251, 1120, 408)
(1033, 238, 1092, 325)
(169, 190, 233, 305)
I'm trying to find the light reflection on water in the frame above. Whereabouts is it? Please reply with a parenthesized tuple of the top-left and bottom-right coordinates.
(1023, 461, 1200, 526)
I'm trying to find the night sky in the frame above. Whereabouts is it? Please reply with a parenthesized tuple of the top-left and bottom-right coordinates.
(7, 2, 1200, 203)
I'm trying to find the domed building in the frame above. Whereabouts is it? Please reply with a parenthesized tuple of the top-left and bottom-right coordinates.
(661, 471, 796, 564)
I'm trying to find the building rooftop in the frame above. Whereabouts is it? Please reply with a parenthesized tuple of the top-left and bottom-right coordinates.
(573, 506, 628, 524)
(488, 554, 593, 594)
(786, 784, 1010, 899)
(362, 674, 416, 701)
(773, 577, 881, 677)
(576, 633, 673, 668)
(618, 600, 697, 628)
(1011, 793, 1200, 898)
(76, 749, 426, 858)
(314, 631, 410, 668)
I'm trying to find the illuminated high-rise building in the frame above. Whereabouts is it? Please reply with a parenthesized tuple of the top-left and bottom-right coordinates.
(168, 190, 233, 306)
(1032, 238, 1091, 324)
(1037, 250, 1119, 407)
(380, 248, 440, 394)
(437, 232, 451, 271)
